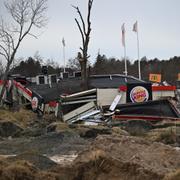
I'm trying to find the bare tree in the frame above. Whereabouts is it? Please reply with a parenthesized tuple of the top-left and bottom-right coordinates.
(0, 0, 48, 104)
(72, 0, 94, 90)
(0, 60, 4, 78)
(66, 58, 81, 71)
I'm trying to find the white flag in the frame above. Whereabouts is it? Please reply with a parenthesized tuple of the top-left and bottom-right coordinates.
(133, 21, 138, 32)
(62, 37, 65, 47)
(121, 23, 125, 47)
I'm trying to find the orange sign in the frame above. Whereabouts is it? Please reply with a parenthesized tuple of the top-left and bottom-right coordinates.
(178, 73, 180, 80)
(149, 74, 161, 83)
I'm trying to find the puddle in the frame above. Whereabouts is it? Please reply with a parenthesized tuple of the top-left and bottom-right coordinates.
(49, 154, 78, 165)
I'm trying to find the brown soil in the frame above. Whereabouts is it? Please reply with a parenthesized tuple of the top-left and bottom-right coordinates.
(6, 151, 57, 170)
(163, 169, 180, 180)
(0, 108, 180, 179)
(146, 126, 180, 145)
(0, 108, 37, 128)
(0, 134, 180, 180)
(66, 134, 180, 180)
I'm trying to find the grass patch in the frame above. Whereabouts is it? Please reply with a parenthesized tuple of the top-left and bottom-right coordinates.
(0, 160, 36, 180)
(157, 128, 176, 144)
(146, 127, 179, 144)
(0, 108, 36, 128)
(164, 169, 180, 180)
(111, 127, 129, 136)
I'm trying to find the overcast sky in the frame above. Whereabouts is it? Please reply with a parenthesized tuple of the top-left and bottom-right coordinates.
(0, 0, 180, 66)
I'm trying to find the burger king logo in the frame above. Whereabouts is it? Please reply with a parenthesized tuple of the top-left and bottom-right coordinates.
(130, 86, 149, 103)
(31, 97, 38, 110)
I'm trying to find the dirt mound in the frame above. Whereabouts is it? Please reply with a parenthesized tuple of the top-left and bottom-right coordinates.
(124, 120, 153, 135)
(71, 150, 161, 180)
(164, 169, 180, 180)
(7, 152, 57, 170)
(0, 160, 37, 180)
(77, 126, 111, 138)
(67, 134, 180, 179)
(0, 121, 23, 137)
(0, 134, 179, 179)
(110, 119, 154, 136)
(111, 126, 130, 136)
(0, 108, 36, 128)
(146, 126, 180, 145)
(0, 159, 62, 180)
(47, 123, 112, 139)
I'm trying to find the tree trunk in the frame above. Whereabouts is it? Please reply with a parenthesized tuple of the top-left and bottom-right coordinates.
(81, 59, 88, 90)
(0, 64, 10, 106)
(73, 0, 93, 91)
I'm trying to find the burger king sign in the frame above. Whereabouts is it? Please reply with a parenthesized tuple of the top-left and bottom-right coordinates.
(130, 86, 149, 103)
(126, 83, 152, 103)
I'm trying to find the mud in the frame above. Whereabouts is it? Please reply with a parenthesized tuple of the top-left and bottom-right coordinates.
(71, 135, 180, 179)
(0, 109, 180, 179)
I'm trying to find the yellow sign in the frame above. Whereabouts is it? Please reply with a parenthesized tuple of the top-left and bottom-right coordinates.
(178, 73, 180, 80)
(149, 74, 161, 83)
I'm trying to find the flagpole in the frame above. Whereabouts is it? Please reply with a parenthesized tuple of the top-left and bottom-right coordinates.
(136, 30, 141, 80)
(62, 38, 66, 73)
(124, 44, 127, 76)
(63, 44, 65, 73)
(133, 21, 141, 80)
(121, 23, 127, 76)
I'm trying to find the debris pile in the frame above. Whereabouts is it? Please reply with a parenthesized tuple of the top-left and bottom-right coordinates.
(0, 76, 180, 179)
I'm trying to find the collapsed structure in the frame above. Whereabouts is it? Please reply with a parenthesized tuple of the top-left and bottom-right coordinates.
(0, 74, 180, 125)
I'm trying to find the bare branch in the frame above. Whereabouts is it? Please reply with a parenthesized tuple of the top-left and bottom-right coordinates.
(0, 0, 48, 104)
(4, 30, 15, 50)
(0, 19, 15, 52)
(80, 47, 83, 52)
(27, 32, 38, 39)
(0, 51, 8, 60)
(3, 0, 48, 43)
(87, 0, 93, 35)
(73, 0, 94, 90)
(0, 44, 9, 60)
(4, 0, 30, 25)
(72, 5, 86, 35)
(75, 18, 85, 47)
(30, 0, 48, 28)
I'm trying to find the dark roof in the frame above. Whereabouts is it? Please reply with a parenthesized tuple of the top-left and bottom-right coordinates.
(89, 74, 145, 88)
(27, 74, 147, 102)
(27, 84, 62, 103)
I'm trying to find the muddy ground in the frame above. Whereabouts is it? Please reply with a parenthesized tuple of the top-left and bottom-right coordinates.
(0, 109, 180, 179)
